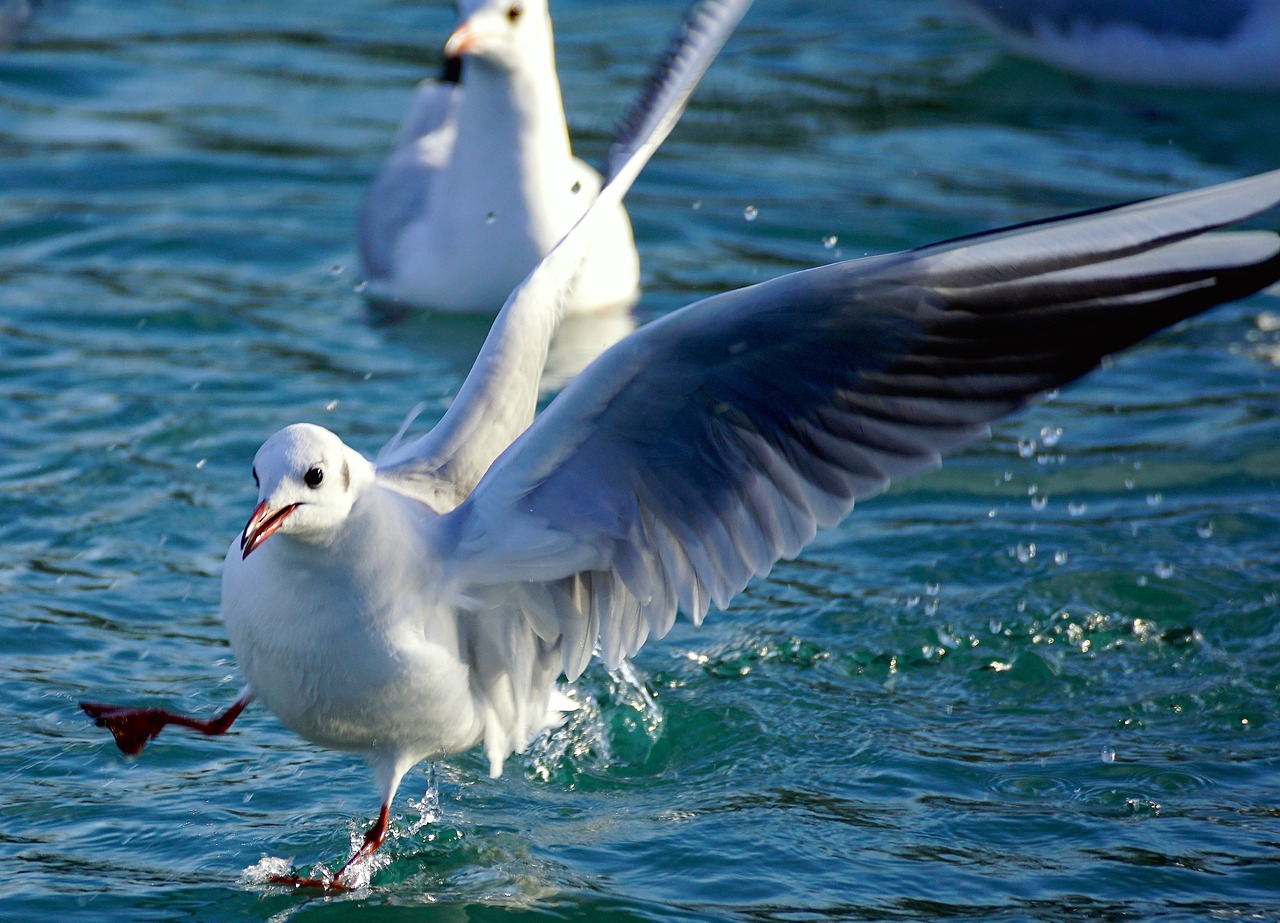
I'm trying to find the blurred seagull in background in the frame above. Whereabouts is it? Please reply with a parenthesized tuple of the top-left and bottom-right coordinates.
(82, 0, 1280, 892)
(964, 0, 1280, 89)
(359, 0, 710, 314)
(0, 0, 43, 49)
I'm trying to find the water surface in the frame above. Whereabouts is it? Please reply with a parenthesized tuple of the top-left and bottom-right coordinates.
(3, 1, 1280, 920)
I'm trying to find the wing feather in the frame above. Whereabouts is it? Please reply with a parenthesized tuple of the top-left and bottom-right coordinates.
(430, 171, 1280, 684)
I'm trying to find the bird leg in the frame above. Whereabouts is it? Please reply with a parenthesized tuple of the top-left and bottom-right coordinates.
(268, 802, 391, 891)
(79, 696, 250, 757)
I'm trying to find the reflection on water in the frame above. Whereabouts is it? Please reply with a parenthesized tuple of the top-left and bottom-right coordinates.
(542, 298, 637, 390)
(364, 295, 637, 396)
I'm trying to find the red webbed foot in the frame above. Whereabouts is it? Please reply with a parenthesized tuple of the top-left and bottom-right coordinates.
(267, 803, 391, 891)
(79, 702, 168, 756)
(266, 873, 352, 891)
(79, 696, 249, 756)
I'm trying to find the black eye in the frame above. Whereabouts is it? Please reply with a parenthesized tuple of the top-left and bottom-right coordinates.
(507, 2, 523, 22)
(252, 467, 259, 487)
(304, 467, 324, 489)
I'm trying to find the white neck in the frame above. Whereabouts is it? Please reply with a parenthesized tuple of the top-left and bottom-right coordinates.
(436, 28, 577, 248)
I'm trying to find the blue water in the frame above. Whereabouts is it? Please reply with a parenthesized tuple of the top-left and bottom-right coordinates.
(4, 1, 1280, 920)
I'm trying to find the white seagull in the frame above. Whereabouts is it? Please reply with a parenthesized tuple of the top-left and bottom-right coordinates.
(82, 6, 1280, 893)
(963, 0, 1280, 89)
(359, 0, 700, 314)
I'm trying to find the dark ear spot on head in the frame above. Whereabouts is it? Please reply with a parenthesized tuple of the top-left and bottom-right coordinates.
(342, 460, 350, 491)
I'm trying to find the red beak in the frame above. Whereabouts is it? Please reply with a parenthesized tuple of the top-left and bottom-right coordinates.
(240, 501, 301, 559)
(443, 23, 477, 59)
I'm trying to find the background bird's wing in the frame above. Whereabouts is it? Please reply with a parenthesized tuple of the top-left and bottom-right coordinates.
(375, 0, 753, 512)
(357, 71, 460, 280)
(430, 170, 1280, 680)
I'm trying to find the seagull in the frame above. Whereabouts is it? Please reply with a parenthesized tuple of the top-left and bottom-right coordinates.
(963, 0, 1280, 89)
(358, 0, 700, 314)
(80, 10, 1280, 897)
(83, 0, 753, 889)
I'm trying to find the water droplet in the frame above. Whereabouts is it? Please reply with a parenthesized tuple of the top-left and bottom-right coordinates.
(1196, 520, 1214, 539)
(1053, 550, 1068, 565)
(325, 400, 339, 412)
(1002, 471, 1013, 482)
(1123, 479, 1135, 490)
(1031, 495, 1048, 511)
(743, 205, 758, 222)
(195, 458, 206, 470)
(485, 212, 497, 224)
(329, 264, 343, 276)
(691, 199, 702, 210)
(924, 582, 941, 596)
(1101, 746, 1116, 762)
(1039, 425, 1062, 447)
(1015, 542, 1037, 563)
(1068, 501, 1087, 517)
(1146, 492, 1163, 507)
(1154, 562, 1174, 579)
(822, 234, 838, 249)
(353, 281, 368, 294)
(1017, 438, 1036, 458)
(570, 180, 582, 194)
(1257, 310, 1280, 332)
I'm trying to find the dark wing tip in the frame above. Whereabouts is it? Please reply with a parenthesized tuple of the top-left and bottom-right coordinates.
(605, 0, 752, 183)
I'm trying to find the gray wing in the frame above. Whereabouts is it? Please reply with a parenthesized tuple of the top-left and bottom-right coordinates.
(606, 0, 754, 184)
(431, 170, 1280, 679)
(963, 0, 1254, 42)
(358, 77, 460, 280)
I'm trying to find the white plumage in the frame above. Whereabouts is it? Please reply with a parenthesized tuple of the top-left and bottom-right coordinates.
(358, 0, 641, 314)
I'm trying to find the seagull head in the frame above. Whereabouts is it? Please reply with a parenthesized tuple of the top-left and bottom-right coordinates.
(444, 0, 550, 71)
(239, 423, 374, 559)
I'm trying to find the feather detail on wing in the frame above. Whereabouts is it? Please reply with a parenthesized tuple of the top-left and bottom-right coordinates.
(606, 0, 754, 184)
(431, 169, 1280, 682)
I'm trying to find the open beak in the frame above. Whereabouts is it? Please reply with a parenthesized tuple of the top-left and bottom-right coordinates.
(443, 22, 477, 59)
(240, 501, 301, 559)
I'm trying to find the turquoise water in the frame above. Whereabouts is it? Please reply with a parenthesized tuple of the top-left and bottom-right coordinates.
(4, 0, 1280, 919)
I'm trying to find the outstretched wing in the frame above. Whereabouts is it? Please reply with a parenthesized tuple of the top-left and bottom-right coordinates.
(376, 0, 754, 512)
(432, 170, 1280, 679)
(605, 0, 752, 183)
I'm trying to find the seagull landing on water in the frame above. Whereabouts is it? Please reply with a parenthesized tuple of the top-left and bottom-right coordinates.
(963, 0, 1280, 89)
(359, 0, 699, 315)
(81, 7, 1280, 897)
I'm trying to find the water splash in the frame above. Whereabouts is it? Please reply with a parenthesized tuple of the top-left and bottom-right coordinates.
(239, 855, 293, 887)
(525, 659, 663, 782)
(404, 763, 442, 835)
